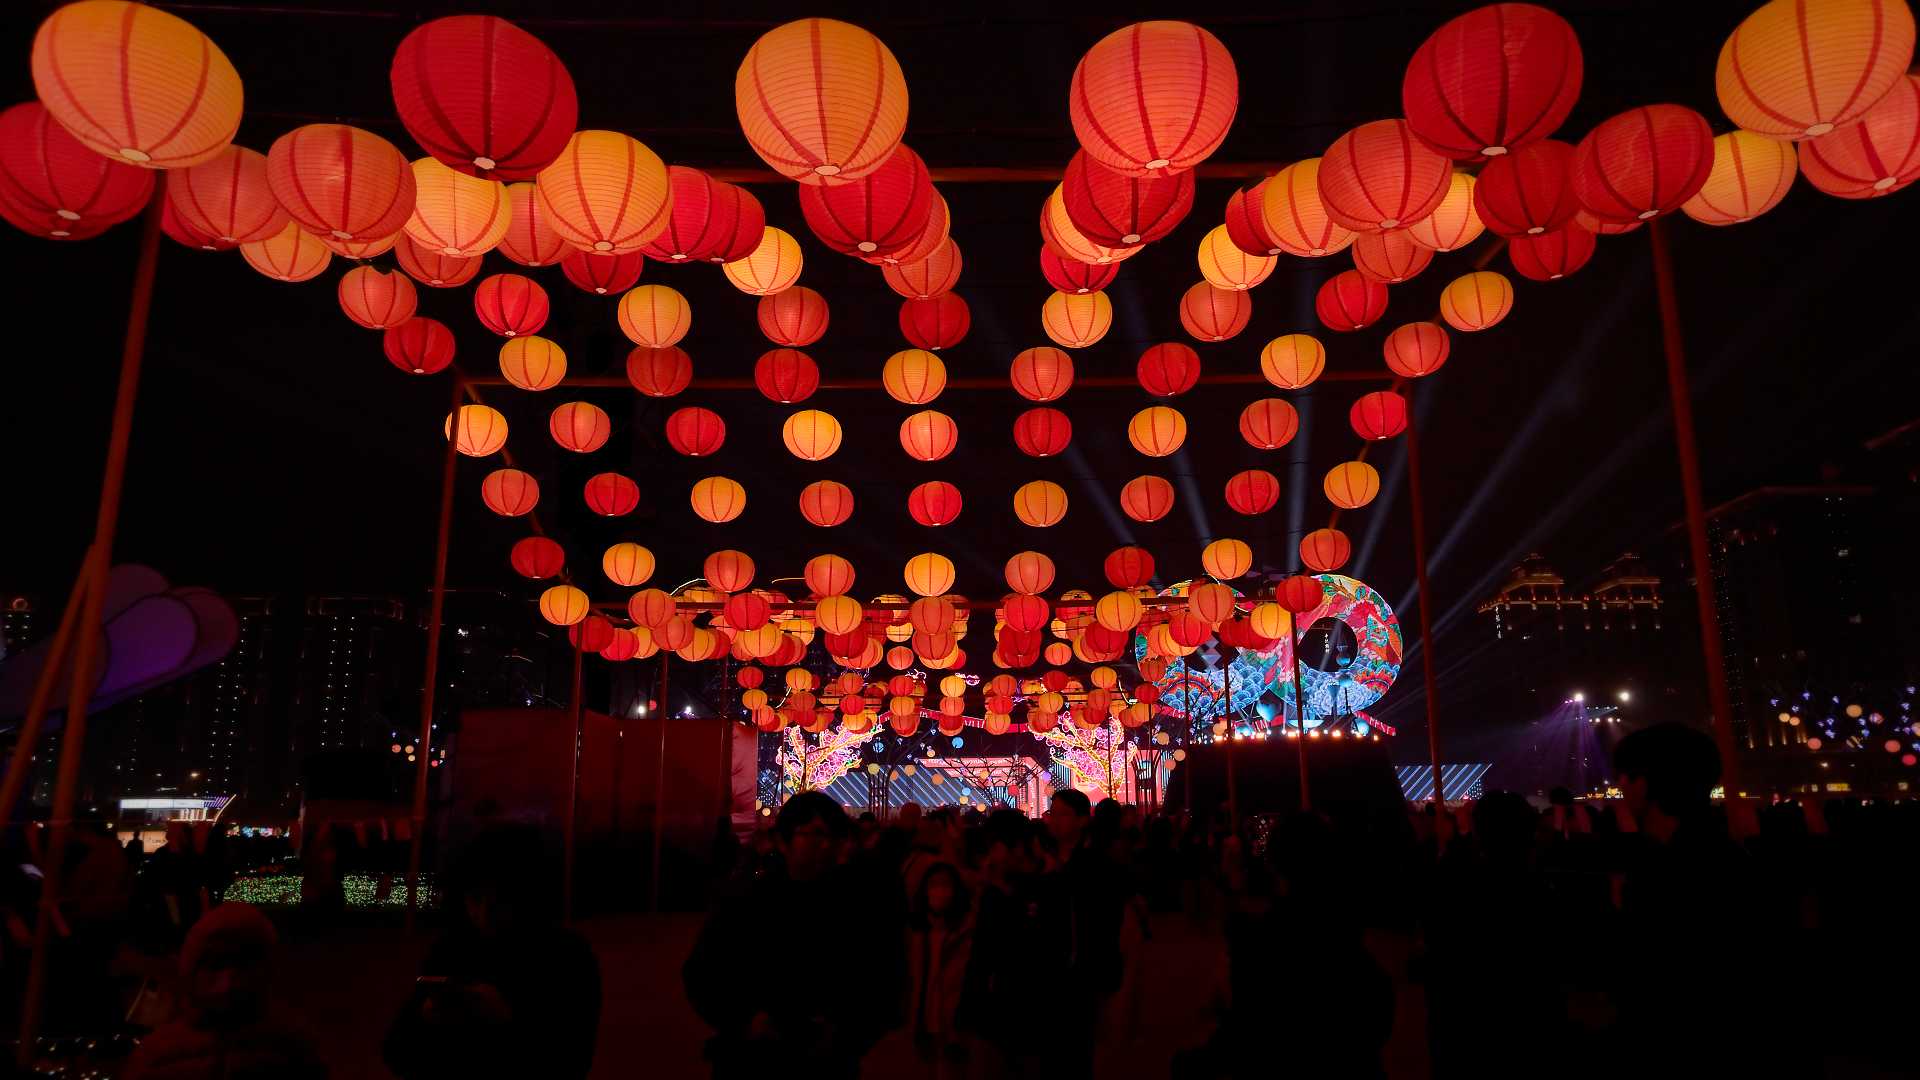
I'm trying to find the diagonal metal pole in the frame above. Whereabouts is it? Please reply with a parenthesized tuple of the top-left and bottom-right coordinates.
(406, 375, 465, 932)
(1402, 383, 1449, 808)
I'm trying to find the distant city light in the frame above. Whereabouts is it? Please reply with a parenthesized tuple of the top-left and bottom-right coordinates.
(1618, 690, 1631, 703)
(1572, 692, 1585, 704)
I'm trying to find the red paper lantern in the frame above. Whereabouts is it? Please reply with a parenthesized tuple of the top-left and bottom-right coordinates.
(1225, 470, 1280, 515)
(1351, 391, 1409, 440)
(756, 286, 830, 347)
(481, 469, 539, 516)
(1003, 594, 1050, 634)
(666, 407, 726, 457)
(1798, 74, 1920, 199)
(899, 294, 970, 350)
(1318, 120, 1453, 232)
(883, 238, 962, 300)
(1224, 177, 1279, 255)
(908, 481, 964, 527)
(1060, 148, 1194, 246)
(0, 101, 154, 241)
(266, 124, 416, 241)
(1039, 246, 1118, 294)
(1069, 20, 1238, 176)
(1315, 271, 1389, 332)
(496, 181, 568, 266)
(473, 273, 550, 337)
(735, 18, 908, 184)
(625, 346, 692, 398)
(1179, 281, 1251, 342)
(799, 143, 933, 256)
(1010, 347, 1074, 402)
(1013, 408, 1072, 458)
(338, 266, 418, 330)
(1239, 399, 1300, 450)
(1571, 105, 1715, 224)
(1383, 322, 1451, 378)
(641, 166, 763, 263)
(754, 349, 819, 404)
(570, 615, 615, 653)
(1006, 551, 1056, 595)
(1137, 344, 1201, 397)
(1300, 528, 1351, 573)
(584, 472, 640, 516)
(550, 401, 611, 453)
(390, 15, 576, 179)
(1104, 547, 1155, 589)
(799, 480, 855, 527)
(1119, 475, 1175, 523)
(1403, 3, 1583, 160)
(1508, 224, 1597, 282)
(396, 232, 480, 288)
(1473, 139, 1579, 236)
(705, 549, 756, 593)
(383, 317, 456, 375)
(511, 535, 565, 579)
(161, 200, 216, 249)
(900, 410, 959, 462)
(166, 144, 284, 247)
(1275, 575, 1326, 615)
(874, 189, 949, 267)
(1351, 230, 1433, 284)
(561, 249, 644, 295)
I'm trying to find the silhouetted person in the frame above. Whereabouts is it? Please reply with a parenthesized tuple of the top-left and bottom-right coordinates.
(1033, 789, 1124, 1079)
(124, 902, 324, 1079)
(684, 793, 902, 1078)
(384, 825, 600, 1080)
(905, 862, 975, 1078)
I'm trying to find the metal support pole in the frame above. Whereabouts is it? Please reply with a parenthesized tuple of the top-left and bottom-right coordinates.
(1292, 623, 1311, 813)
(19, 181, 165, 1066)
(648, 654, 669, 913)
(1649, 219, 1743, 792)
(1402, 384, 1449, 809)
(405, 376, 464, 932)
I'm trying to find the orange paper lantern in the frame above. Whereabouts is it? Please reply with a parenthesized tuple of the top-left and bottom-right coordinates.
(481, 468, 539, 517)
(756, 286, 830, 347)
(1383, 322, 1450, 378)
(1006, 551, 1056, 595)
(782, 409, 844, 461)
(1318, 120, 1452, 232)
(618, 284, 692, 348)
(883, 349, 947, 405)
(267, 125, 416, 241)
(1239, 399, 1300, 450)
(1439, 271, 1515, 332)
(1259, 158, 1356, 257)
(1120, 475, 1175, 523)
(1127, 407, 1188, 457)
(1202, 538, 1253, 581)
(1197, 225, 1275, 291)
(550, 401, 611, 453)
(904, 552, 957, 598)
(405, 156, 509, 257)
(1069, 20, 1238, 176)
(1324, 461, 1381, 509)
(900, 410, 959, 462)
(1682, 131, 1798, 225)
(626, 346, 692, 398)
(604, 543, 656, 587)
(166, 145, 284, 246)
(804, 554, 856, 597)
(799, 480, 854, 527)
(1798, 73, 1920, 197)
(241, 221, 331, 283)
(396, 231, 480, 288)
(691, 476, 747, 523)
(1010, 347, 1075, 402)
(338, 266, 417, 330)
(1013, 481, 1068, 527)
(1041, 291, 1113, 348)
(1716, 0, 1915, 141)
(722, 226, 803, 296)
(1225, 470, 1280, 515)
(1403, 171, 1484, 252)
(1260, 335, 1325, 389)
(499, 336, 567, 391)
(499, 182, 570, 268)
(704, 550, 755, 593)
(1351, 229, 1433, 284)
(534, 129, 671, 253)
(735, 18, 909, 183)
(539, 584, 590, 626)
(1300, 528, 1351, 572)
(1179, 282, 1252, 342)
(884, 237, 962, 300)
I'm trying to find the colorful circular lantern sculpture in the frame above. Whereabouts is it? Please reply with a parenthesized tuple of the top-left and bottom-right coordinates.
(1715, 0, 1915, 141)
(1402, 3, 1584, 159)
(535, 129, 671, 253)
(1324, 461, 1381, 509)
(1069, 20, 1238, 176)
(735, 18, 909, 183)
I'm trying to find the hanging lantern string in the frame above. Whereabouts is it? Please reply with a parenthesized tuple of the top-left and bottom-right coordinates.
(467, 370, 1393, 392)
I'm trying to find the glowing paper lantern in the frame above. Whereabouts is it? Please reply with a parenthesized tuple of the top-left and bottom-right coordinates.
(389, 14, 575, 178)
(1043, 185, 1144, 267)
(1180, 282, 1252, 342)
(900, 294, 970, 350)
(1104, 547, 1155, 590)
(803, 555, 856, 598)
(1351, 230, 1433, 284)
(539, 585, 590, 627)
(755, 349, 819, 404)
(909, 597, 956, 635)
(1439, 271, 1515, 332)
(618, 284, 692, 347)
(1013, 481, 1068, 527)
(1319, 120, 1452, 232)
(603, 542, 656, 587)
(798, 143, 932, 256)
(561, 249, 644, 295)
(446, 405, 507, 456)
(1069, 20, 1238, 176)
(883, 350, 947, 405)
(1315, 271, 1389, 332)
(1275, 575, 1325, 615)
(166, 145, 284, 246)
(583, 472, 639, 516)
(1473, 140, 1579, 237)
(31, 1, 243, 169)
(1013, 408, 1073, 458)
(628, 588, 675, 628)
(1039, 246, 1117, 294)
(499, 336, 566, 391)
(666, 407, 726, 457)
(405, 157, 509, 257)
(1120, 475, 1175, 523)
(757, 287, 829, 347)
(884, 238, 962, 300)
(1239, 399, 1300, 450)
(1383, 322, 1451, 378)
(1189, 582, 1236, 627)
(1509, 224, 1598, 282)
(905, 552, 956, 598)
(384, 317, 456, 375)
(338, 267, 417, 330)
(1572, 106, 1715, 223)
(512, 536, 565, 579)
(241, 221, 331, 282)
(781, 409, 843, 461)
(1351, 391, 1409, 440)
(691, 476, 747, 523)
(799, 480, 854, 527)
(1260, 335, 1325, 390)
(160, 195, 219, 249)
(1324, 461, 1381, 509)
(1127, 407, 1188, 457)
(1225, 470, 1280, 515)
(1137, 344, 1201, 397)
(642, 166, 761, 263)
(481, 469, 539, 517)
(704, 550, 755, 593)
(1225, 178, 1280, 256)
(1403, 3, 1584, 159)
(815, 595, 863, 636)
(1202, 538, 1252, 581)
(396, 232, 480, 288)
(900, 410, 959, 462)
(1259, 159, 1355, 257)
(266, 125, 415, 241)
(535, 130, 671, 253)
(1197, 225, 1275, 290)
(1404, 172, 1484, 252)
(550, 401, 611, 453)
(1300, 528, 1351, 573)
(1006, 551, 1056, 595)
(1798, 73, 1920, 197)
(498, 182, 568, 266)
(318, 233, 398, 260)
(1681, 131, 1797, 225)
(722, 226, 803, 296)
(1041, 291, 1113, 348)
(474, 273, 549, 337)
(1010, 347, 1074, 403)
(1716, 0, 1915, 141)
(1061, 148, 1194, 246)
(626, 346, 692, 398)
(1004, 595, 1050, 634)
(1095, 591, 1143, 633)
(735, 18, 908, 183)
